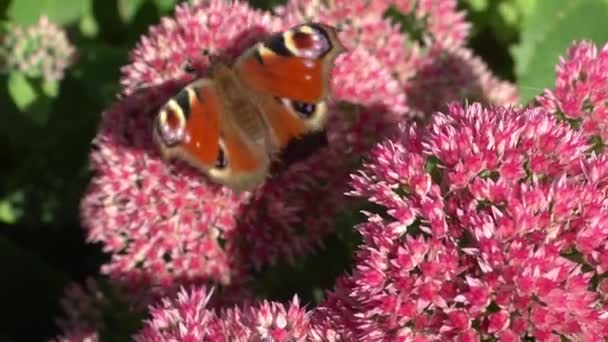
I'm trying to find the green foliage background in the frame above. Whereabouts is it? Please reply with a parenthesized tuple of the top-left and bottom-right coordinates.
(1, 0, 608, 340)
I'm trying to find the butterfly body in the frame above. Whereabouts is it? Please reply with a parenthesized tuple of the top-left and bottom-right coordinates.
(154, 23, 345, 191)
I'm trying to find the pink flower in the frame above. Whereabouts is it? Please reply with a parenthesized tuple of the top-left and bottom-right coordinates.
(78, 0, 534, 339)
(331, 48, 407, 114)
(405, 47, 519, 116)
(0, 16, 75, 81)
(52, 278, 257, 341)
(389, 0, 471, 49)
(315, 103, 608, 340)
(120, 0, 280, 95)
(82, 93, 248, 289)
(135, 286, 312, 342)
(539, 40, 608, 143)
(82, 0, 405, 294)
(53, 279, 105, 342)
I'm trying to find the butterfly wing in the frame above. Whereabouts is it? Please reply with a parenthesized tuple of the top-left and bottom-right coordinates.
(154, 23, 345, 190)
(154, 79, 270, 191)
(234, 23, 345, 148)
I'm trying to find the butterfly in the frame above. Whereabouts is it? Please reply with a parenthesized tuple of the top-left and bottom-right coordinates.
(153, 23, 345, 191)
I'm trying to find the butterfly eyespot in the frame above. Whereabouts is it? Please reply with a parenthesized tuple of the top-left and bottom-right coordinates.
(155, 105, 187, 147)
(164, 108, 181, 129)
(294, 24, 332, 58)
(291, 101, 316, 118)
(292, 31, 315, 50)
(215, 146, 228, 169)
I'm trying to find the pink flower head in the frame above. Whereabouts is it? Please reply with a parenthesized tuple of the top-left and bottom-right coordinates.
(315, 103, 608, 340)
(389, 0, 471, 49)
(405, 47, 519, 116)
(120, 0, 281, 94)
(539, 40, 608, 143)
(82, 92, 247, 289)
(82, 0, 405, 294)
(135, 286, 312, 342)
(0, 16, 75, 81)
(53, 279, 106, 342)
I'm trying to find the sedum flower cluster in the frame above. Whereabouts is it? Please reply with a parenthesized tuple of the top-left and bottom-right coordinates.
(1, 16, 75, 82)
(55, 1, 608, 341)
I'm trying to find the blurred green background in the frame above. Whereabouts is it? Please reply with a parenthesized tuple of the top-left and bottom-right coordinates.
(2, 0, 608, 340)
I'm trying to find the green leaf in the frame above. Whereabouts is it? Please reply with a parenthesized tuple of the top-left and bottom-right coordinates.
(466, 0, 489, 12)
(7, 73, 36, 111)
(0, 190, 25, 224)
(118, 0, 146, 23)
(512, 0, 608, 103)
(154, 0, 179, 13)
(118, 0, 178, 21)
(41, 80, 59, 97)
(79, 0, 99, 37)
(514, 0, 538, 18)
(7, 0, 89, 25)
(7, 72, 58, 125)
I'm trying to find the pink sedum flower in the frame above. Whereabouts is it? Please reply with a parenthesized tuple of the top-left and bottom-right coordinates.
(314, 103, 608, 340)
(332, 48, 407, 114)
(121, 0, 281, 94)
(82, 0, 405, 293)
(82, 92, 248, 289)
(539, 40, 608, 143)
(53, 279, 104, 342)
(406, 47, 519, 116)
(135, 286, 312, 342)
(0, 16, 75, 81)
(78, 0, 532, 339)
(389, 0, 471, 49)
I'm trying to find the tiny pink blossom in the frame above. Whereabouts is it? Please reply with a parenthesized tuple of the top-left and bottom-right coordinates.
(487, 310, 510, 333)
(456, 329, 479, 342)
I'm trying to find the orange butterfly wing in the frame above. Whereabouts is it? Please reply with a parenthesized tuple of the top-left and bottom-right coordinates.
(236, 23, 344, 103)
(234, 23, 345, 148)
(153, 23, 345, 190)
(154, 79, 221, 166)
(237, 54, 325, 103)
(154, 79, 269, 190)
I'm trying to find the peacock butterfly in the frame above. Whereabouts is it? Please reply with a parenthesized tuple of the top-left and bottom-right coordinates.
(153, 23, 345, 191)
